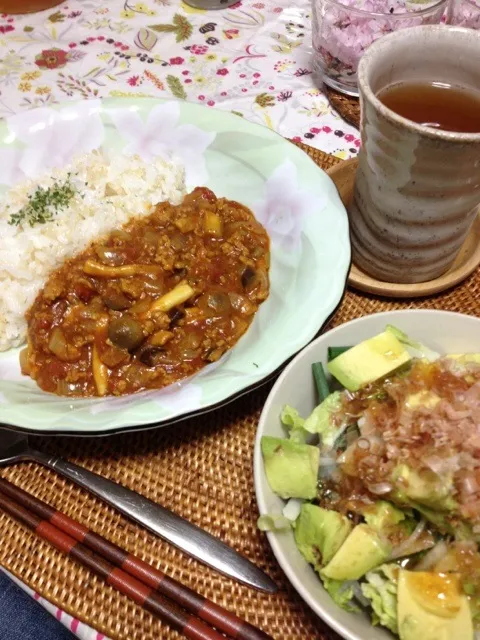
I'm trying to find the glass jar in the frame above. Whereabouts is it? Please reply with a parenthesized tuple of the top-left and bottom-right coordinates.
(312, 0, 448, 96)
(183, 0, 240, 8)
(447, 0, 480, 28)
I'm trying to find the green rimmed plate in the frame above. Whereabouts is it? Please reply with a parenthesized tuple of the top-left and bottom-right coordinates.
(0, 98, 350, 435)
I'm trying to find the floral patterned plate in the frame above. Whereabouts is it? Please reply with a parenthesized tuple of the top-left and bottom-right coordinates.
(0, 97, 350, 435)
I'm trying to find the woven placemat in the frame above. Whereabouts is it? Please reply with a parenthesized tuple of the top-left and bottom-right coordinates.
(0, 142, 478, 640)
(324, 86, 360, 129)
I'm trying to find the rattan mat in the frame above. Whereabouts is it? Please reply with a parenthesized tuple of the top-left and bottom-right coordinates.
(324, 87, 360, 130)
(0, 143, 479, 640)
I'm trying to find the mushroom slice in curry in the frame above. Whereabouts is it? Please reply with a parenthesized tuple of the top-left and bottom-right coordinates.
(22, 187, 270, 397)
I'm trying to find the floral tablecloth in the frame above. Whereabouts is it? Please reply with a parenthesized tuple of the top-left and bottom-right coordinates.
(0, 0, 358, 636)
(0, 0, 360, 158)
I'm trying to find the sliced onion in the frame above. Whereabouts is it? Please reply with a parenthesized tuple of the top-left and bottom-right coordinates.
(129, 296, 153, 314)
(462, 473, 479, 496)
(368, 482, 393, 495)
(170, 232, 187, 251)
(142, 279, 165, 295)
(207, 292, 231, 315)
(56, 379, 86, 396)
(253, 268, 268, 296)
(48, 328, 80, 362)
(111, 229, 131, 242)
(354, 434, 385, 455)
(184, 332, 201, 349)
(225, 220, 257, 236)
(251, 246, 265, 259)
(414, 540, 448, 571)
(94, 245, 126, 266)
(390, 519, 426, 559)
(143, 229, 160, 245)
(282, 498, 303, 522)
(366, 435, 385, 454)
(19, 347, 30, 375)
(361, 455, 378, 468)
(356, 437, 370, 450)
(337, 440, 357, 465)
(257, 514, 291, 532)
(228, 292, 254, 316)
(318, 456, 340, 481)
(424, 455, 448, 475)
(319, 456, 337, 466)
(178, 332, 202, 360)
(181, 348, 201, 360)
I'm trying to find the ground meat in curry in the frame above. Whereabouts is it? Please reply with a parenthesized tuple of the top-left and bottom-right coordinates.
(22, 187, 270, 397)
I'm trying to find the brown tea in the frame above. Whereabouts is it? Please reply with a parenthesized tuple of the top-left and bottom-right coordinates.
(377, 82, 480, 133)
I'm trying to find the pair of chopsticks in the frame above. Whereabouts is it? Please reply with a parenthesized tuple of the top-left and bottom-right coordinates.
(0, 477, 273, 640)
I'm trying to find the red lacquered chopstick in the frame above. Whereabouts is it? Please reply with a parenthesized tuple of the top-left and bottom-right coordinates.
(0, 489, 225, 640)
(0, 478, 272, 640)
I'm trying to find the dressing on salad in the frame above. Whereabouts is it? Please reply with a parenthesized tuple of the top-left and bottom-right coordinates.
(260, 326, 480, 640)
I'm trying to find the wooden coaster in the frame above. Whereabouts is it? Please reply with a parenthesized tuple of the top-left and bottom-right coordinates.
(328, 158, 480, 298)
(324, 85, 360, 129)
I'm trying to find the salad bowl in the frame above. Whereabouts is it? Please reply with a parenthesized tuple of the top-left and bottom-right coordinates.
(254, 309, 480, 640)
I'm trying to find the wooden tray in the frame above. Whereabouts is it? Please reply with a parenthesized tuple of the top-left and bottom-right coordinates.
(0, 144, 478, 640)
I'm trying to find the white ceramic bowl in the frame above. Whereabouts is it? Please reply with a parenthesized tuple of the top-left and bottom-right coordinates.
(254, 309, 480, 640)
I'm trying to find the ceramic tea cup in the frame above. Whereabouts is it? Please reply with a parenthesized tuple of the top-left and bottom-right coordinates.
(349, 25, 480, 284)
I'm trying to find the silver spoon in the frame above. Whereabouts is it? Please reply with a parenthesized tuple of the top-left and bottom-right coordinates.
(0, 429, 276, 593)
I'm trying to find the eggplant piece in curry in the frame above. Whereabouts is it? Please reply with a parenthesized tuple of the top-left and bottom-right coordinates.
(22, 187, 270, 397)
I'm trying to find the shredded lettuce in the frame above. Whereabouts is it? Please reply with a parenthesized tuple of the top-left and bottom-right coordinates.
(321, 576, 358, 613)
(281, 405, 305, 430)
(361, 563, 399, 634)
(303, 391, 344, 448)
(385, 325, 440, 362)
(283, 393, 345, 448)
(281, 405, 309, 444)
(257, 513, 291, 532)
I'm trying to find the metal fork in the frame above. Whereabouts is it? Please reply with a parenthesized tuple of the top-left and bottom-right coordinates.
(0, 429, 276, 593)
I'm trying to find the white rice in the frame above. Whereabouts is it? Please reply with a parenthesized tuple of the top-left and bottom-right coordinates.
(0, 151, 186, 351)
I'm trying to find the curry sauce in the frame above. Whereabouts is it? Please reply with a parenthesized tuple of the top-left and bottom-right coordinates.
(22, 187, 270, 397)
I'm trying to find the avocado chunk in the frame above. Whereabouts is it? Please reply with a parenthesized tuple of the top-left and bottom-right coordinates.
(327, 331, 411, 391)
(261, 436, 319, 500)
(321, 524, 391, 581)
(362, 500, 406, 532)
(294, 504, 352, 570)
(398, 570, 473, 640)
(392, 464, 456, 512)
